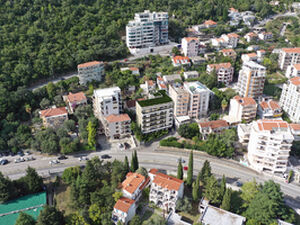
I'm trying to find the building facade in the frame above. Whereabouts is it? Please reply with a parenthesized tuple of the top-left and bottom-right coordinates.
(285, 64, 300, 78)
(183, 71, 199, 80)
(279, 77, 300, 123)
(78, 61, 105, 85)
(228, 96, 257, 123)
(237, 61, 266, 99)
(278, 48, 300, 71)
(64, 92, 87, 113)
(39, 107, 68, 128)
(257, 100, 282, 119)
(169, 84, 190, 117)
(121, 172, 149, 200)
(172, 56, 191, 67)
(220, 49, 237, 61)
(112, 197, 136, 225)
(181, 37, 199, 57)
(207, 62, 234, 85)
(103, 114, 131, 140)
(198, 120, 229, 139)
(126, 10, 168, 49)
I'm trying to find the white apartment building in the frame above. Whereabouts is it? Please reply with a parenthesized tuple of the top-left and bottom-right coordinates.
(126, 10, 168, 49)
(278, 48, 300, 71)
(279, 77, 300, 123)
(244, 32, 258, 43)
(169, 84, 190, 117)
(103, 114, 131, 140)
(149, 169, 184, 212)
(183, 71, 199, 80)
(220, 48, 237, 61)
(257, 100, 282, 119)
(258, 32, 273, 41)
(184, 82, 211, 119)
(181, 37, 199, 57)
(121, 172, 149, 200)
(112, 197, 136, 225)
(207, 62, 234, 85)
(241, 53, 257, 63)
(237, 61, 266, 99)
(78, 61, 105, 85)
(290, 123, 300, 141)
(221, 33, 240, 48)
(248, 120, 294, 174)
(136, 91, 174, 134)
(285, 64, 300, 78)
(228, 96, 257, 123)
(237, 123, 252, 146)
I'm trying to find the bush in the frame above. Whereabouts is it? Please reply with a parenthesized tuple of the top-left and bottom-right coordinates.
(178, 123, 200, 139)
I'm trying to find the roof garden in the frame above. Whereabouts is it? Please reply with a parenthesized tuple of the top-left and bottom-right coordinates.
(138, 90, 172, 107)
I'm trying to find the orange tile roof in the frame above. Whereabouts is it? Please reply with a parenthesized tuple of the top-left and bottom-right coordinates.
(122, 173, 146, 194)
(129, 67, 139, 71)
(66, 92, 87, 103)
(184, 37, 199, 42)
(172, 56, 190, 64)
(229, 7, 238, 12)
(282, 47, 300, 54)
(259, 100, 280, 111)
(149, 168, 159, 175)
(290, 123, 300, 131)
(147, 80, 155, 86)
(114, 197, 135, 213)
(153, 173, 183, 191)
(246, 32, 257, 37)
(227, 33, 240, 38)
(246, 53, 257, 57)
(78, 61, 102, 68)
(40, 107, 68, 118)
(157, 76, 164, 81)
(159, 83, 167, 89)
(221, 49, 235, 53)
(199, 120, 229, 129)
(293, 64, 300, 70)
(290, 77, 300, 86)
(208, 62, 232, 70)
(233, 96, 256, 106)
(105, 114, 131, 123)
(204, 20, 217, 26)
(257, 119, 289, 131)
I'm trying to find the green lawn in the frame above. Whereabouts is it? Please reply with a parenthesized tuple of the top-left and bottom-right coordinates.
(266, 73, 287, 85)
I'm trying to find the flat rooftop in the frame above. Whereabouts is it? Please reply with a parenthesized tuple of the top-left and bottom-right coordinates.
(94, 87, 121, 98)
(137, 90, 172, 107)
(184, 81, 210, 94)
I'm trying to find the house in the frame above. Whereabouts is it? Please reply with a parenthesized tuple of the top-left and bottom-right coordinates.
(227, 96, 257, 123)
(172, 56, 191, 67)
(158, 83, 167, 91)
(121, 67, 140, 75)
(285, 64, 300, 78)
(241, 53, 257, 63)
(198, 120, 229, 139)
(174, 115, 191, 128)
(244, 32, 258, 43)
(199, 198, 246, 225)
(257, 50, 266, 62)
(103, 114, 131, 140)
(289, 123, 300, 141)
(258, 32, 273, 41)
(242, 14, 256, 26)
(183, 71, 199, 79)
(207, 62, 234, 85)
(121, 172, 150, 200)
(190, 56, 206, 65)
(149, 169, 184, 212)
(140, 80, 156, 95)
(40, 107, 68, 128)
(257, 99, 282, 119)
(211, 37, 226, 48)
(112, 197, 136, 225)
(202, 20, 217, 29)
(162, 74, 182, 84)
(78, 61, 105, 85)
(220, 49, 237, 61)
(181, 37, 199, 57)
(221, 33, 240, 48)
(63, 92, 87, 113)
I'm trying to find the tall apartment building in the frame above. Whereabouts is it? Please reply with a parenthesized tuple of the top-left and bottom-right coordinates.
(237, 61, 266, 99)
(285, 64, 300, 78)
(184, 82, 211, 119)
(228, 96, 257, 123)
(248, 120, 294, 174)
(278, 47, 300, 71)
(136, 90, 173, 134)
(168, 84, 189, 117)
(181, 37, 199, 57)
(207, 62, 234, 85)
(126, 10, 168, 49)
(78, 61, 105, 85)
(279, 77, 300, 123)
(103, 114, 131, 140)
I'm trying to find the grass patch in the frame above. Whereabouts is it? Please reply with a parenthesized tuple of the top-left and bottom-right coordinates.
(137, 90, 172, 107)
(54, 183, 76, 216)
(266, 72, 287, 85)
(263, 83, 282, 99)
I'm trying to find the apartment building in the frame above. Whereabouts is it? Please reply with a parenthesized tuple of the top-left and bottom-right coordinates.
(112, 197, 136, 225)
(257, 100, 282, 119)
(290, 123, 300, 141)
(258, 32, 273, 41)
(198, 120, 229, 139)
(207, 62, 234, 85)
(220, 48, 237, 61)
(244, 32, 258, 43)
(202, 20, 217, 29)
(221, 33, 240, 48)
(279, 77, 300, 122)
(39, 107, 68, 128)
(103, 114, 131, 140)
(126, 10, 168, 49)
(121, 172, 149, 200)
(228, 96, 257, 123)
(63, 92, 87, 113)
(183, 71, 199, 80)
(241, 53, 257, 63)
(163, 74, 182, 84)
(172, 56, 191, 67)
(278, 47, 300, 71)
(78, 61, 105, 85)
(136, 90, 174, 134)
(149, 169, 184, 212)
(184, 82, 211, 119)
(169, 83, 189, 117)
(248, 120, 294, 174)
(285, 64, 300, 78)
(237, 61, 266, 99)
(181, 37, 199, 57)
(237, 123, 252, 146)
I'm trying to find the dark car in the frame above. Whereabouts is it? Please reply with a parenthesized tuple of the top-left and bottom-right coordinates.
(58, 155, 68, 160)
(0, 159, 8, 165)
(17, 151, 24, 156)
(101, 154, 111, 159)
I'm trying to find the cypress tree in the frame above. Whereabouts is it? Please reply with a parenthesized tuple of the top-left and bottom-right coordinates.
(130, 152, 135, 172)
(199, 160, 212, 185)
(124, 156, 129, 174)
(192, 177, 200, 202)
(220, 175, 226, 198)
(134, 150, 139, 170)
(187, 151, 193, 187)
(177, 161, 183, 180)
(221, 188, 232, 211)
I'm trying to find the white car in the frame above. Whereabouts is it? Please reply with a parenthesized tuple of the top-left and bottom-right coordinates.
(15, 157, 25, 163)
(79, 156, 89, 161)
(49, 159, 60, 164)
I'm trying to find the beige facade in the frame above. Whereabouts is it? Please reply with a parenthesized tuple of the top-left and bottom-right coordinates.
(228, 96, 257, 123)
(40, 107, 68, 128)
(103, 114, 131, 140)
(78, 61, 105, 85)
(181, 37, 199, 57)
(168, 84, 189, 117)
(278, 48, 300, 71)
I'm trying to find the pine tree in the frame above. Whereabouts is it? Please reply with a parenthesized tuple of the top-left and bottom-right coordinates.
(199, 160, 212, 185)
(134, 150, 139, 170)
(187, 151, 193, 187)
(130, 152, 135, 172)
(221, 188, 231, 211)
(177, 161, 183, 180)
(220, 175, 226, 198)
(124, 156, 129, 174)
(192, 177, 200, 202)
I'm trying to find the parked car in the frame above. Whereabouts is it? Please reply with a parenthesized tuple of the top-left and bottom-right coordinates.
(0, 159, 8, 165)
(79, 156, 89, 161)
(101, 154, 111, 159)
(235, 181, 243, 187)
(58, 155, 68, 160)
(25, 156, 35, 161)
(177, 158, 186, 163)
(17, 151, 24, 156)
(25, 151, 31, 155)
(49, 159, 60, 164)
(15, 157, 25, 163)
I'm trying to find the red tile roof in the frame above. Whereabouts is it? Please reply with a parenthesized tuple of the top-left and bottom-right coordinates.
(290, 77, 300, 86)
(293, 64, 300, 70)
(246, 32, 257, 37)
(227, 33, 240, 38)
(183, 37, 199, 42)
(149, 168, 159, 175)
(208, 62, 232, 70)
(153, 173, 183, 191)
(233, 96, 256, 106)
(229, 7, 238, 12)
(40, 107, 68, 118)
(257, 119, 289, 131)
(159, 83, 167, 89)
(122, 173, 146, 194)
(259, 100, 280, 111)
(78, 61, 102, 68)
(129, 67, 139, 71)
(290, 123, 300, 131)
(282, 48, 300, 54)
(246, 53, 257, 58)
(199, 120, 229, 129)
(66, 92, 87, 103)
(105, 114, 131, 123)
(147, 80, 155, 86)
(114, 197, 135, 213)
(204, 20, 217, 26)
(172, 56, 190, 64)
(221, 49, 235, 53)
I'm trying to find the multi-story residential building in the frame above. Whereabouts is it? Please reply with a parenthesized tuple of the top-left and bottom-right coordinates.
(126, 10, 168, 49)
(163, 74, 182, 84)
(258, 32, 273, 41)
(289, 123, 300, 141)
(112, 197, 136, 225)
(279, 77, 300, 122)
(149, 169, 184, 212)
(136, 90, 173, 134)
(184, 82, 211, 119)
(221, 33, 240, 48)
(220, 48, 237, 61)
(202, 20, 217, 29)
(237, 123, 252, 146)
(237, 61, 266, 99)
(244, 32, 258, 43)
(207, 62, 234, 85)
(285, 64, 300, 78)
(278, 48, 300, 71)
(248, 119, 294, 174)
(198, 120, 229, 139)
(241, 52, 258, 63)
(78, 61, 105, 85)
(63, 92, 87, 113)
(228, 96, 257, 123)
(168, 83, 189, 117)
(40, 107, 68, 128)
(121, 172, 149, 200)
(183, 71, 199, 80)
(181, 37, 199, 57)
(103, 114, 131, 140)
(172, 56, 191, 67)
(257, 99, 282, 119)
